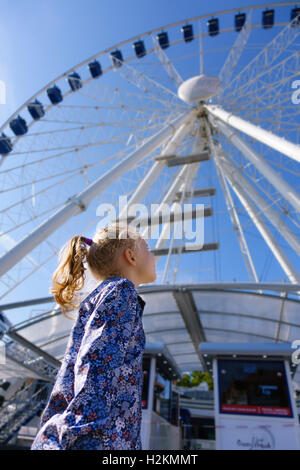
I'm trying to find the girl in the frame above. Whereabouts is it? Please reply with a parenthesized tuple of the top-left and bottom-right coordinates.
(31, 223, 156, 450)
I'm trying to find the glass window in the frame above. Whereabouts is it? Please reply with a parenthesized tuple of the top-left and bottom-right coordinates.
(153, 371, 171, 422)
(218, 358, 293, 418)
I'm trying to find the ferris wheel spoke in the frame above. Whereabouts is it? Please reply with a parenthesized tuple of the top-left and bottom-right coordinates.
(0, 249, 58, 301)
(223, 93, 300, 116)
(151, 35, 183, 88)
(0, 139, 144, 182)
(6, 132, 140, 157)
(217, 17, 300, 102)
(79, 79, 186, 115)
(1, 116, 170, 168)
(215, 9, 253, 99)
(53, 102, 169, 113)
(219, 80, 299, 120)
(0, 116, 179, 234)
(219, 50, 299, 105)
(110, 56, 188, 112)
(0, 170, 85, 222)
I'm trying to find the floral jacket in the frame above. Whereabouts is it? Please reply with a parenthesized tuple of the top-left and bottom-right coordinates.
(31, 275, 146, 450)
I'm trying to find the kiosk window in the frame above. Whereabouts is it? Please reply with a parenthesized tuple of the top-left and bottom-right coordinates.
(218, 358, 293, 418)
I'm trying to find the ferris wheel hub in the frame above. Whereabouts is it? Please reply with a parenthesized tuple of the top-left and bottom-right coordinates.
(177, 74, 222, 104)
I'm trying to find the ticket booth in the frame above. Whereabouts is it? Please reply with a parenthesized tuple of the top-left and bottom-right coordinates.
(199, 342, 300, 450)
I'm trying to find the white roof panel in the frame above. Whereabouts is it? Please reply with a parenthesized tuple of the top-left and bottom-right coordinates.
(0, 284, 299, 378)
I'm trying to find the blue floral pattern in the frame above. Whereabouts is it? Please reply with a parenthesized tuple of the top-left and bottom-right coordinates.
(31, 276, 146, 450)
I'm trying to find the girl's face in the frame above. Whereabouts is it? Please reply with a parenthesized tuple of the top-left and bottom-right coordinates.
(136, 237, 157, 284)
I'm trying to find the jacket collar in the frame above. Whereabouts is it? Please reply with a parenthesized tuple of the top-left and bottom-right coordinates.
(96, 275, 146, 314)
(137, 294, 146, 312)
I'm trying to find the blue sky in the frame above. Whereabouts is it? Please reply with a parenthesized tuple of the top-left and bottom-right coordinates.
(0, 0, 300, 325)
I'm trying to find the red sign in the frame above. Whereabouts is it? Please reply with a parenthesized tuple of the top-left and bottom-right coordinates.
(221, 404, 291, 416)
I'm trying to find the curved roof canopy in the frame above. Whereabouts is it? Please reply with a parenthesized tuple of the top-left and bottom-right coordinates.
(0, 282, 299, 386)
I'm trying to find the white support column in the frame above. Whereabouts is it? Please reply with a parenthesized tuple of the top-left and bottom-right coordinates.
(223, 168, 300, 285)
(219, 151, 300, 255)
(0, 109, 195, 277)
(205, 104, 300, 164)
(204, 118, 259, 283)
(208, 114, 300, 213)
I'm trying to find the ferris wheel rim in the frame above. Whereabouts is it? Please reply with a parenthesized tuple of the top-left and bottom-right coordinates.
(0, 1, 298, 136)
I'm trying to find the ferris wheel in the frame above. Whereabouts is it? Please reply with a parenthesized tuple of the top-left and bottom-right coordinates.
(0, 3, 300, 309)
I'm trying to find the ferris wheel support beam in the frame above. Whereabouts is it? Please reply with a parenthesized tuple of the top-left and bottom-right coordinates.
(149, 134, 203, 249)
(219, 152, 300, 256)
(223, 166, 300, 285)
(118, 109, 197, 220)
(117, 111, 198, 282)
(119, 112, 198, 280)
(151, 161, 194, 246)
(163, 163, 201, 283)
(152, 35, 183, 88)
(0, 109, 196, 278)
(203, 118, 259, 283)
(207, 113, 300, 213)
(152, 134, 206, 279)
(205, 105, 300, 164)
(143, 129, 203, 248)
(153, 161, 197, 274)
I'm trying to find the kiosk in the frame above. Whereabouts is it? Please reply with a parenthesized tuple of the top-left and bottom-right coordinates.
(199, 342, 300, 450)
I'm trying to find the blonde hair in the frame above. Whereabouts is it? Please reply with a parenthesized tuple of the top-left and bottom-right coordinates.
(50, 222, 142, 318)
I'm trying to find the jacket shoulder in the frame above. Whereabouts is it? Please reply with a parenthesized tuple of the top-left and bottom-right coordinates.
(93, 277, 138, 317)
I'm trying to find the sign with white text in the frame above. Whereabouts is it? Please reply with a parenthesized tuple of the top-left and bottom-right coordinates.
(214, 357, 300, 450)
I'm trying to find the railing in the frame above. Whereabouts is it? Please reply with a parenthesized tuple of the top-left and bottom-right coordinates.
(0, 380, 51, 444)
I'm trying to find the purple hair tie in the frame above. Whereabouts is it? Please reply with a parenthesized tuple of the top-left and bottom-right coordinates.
(83, 237, 93, 246)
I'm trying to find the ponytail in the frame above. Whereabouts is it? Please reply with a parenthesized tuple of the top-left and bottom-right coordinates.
(50, 235, 88, 318)
(50, 223, 142, 319)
